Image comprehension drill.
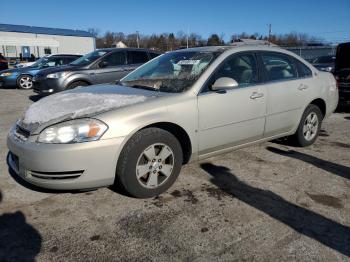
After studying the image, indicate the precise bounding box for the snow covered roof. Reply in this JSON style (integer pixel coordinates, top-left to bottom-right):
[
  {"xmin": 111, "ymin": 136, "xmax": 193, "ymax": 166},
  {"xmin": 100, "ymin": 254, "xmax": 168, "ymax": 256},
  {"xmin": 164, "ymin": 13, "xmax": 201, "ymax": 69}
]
[{"xmin": 0, "ymin": 24, "xmax": 93, "ymax": 38}]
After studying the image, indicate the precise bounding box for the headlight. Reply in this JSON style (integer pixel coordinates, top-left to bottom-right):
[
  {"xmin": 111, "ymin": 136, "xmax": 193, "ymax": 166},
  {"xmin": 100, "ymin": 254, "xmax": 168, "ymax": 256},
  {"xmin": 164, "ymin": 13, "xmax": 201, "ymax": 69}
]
[
  {"xmin": 0, "ymin": 72, "xmax": 12, "ymax": 77},
  {"xmin": 46, "ymin": 72, "xmax": 70, "ymax": 79},
  {"xmin": 37, "ymin": 119, "xmax": 108, "ymax": 144}
]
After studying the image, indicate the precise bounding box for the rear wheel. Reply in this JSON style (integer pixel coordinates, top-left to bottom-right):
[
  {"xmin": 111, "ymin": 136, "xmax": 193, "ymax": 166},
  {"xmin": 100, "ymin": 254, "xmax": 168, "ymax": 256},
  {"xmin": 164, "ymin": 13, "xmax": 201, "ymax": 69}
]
[
  {"xmin": 17, "ymin": 75, "xmax": 33, "ymax": 89},
  {"xmin": 67, "ymin": 81, "xmax": 89, "ymax": 89},
  {"xmin": 292, "ymin": 104, "xmax": 322, "ymax": 147},
  {"xmin": 116, "ymin": 128, "xmax": 183, "ymax": 198}
]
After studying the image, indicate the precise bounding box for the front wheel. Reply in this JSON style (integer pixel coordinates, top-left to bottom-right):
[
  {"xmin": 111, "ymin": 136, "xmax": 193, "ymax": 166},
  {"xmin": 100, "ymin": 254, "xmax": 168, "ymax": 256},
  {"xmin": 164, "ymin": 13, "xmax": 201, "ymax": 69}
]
[
  {"xmin": 116, "ymin": 128, "xmax": 183, "ymax": 198},
  {"xmin": 292, "ymin": 104, "xmax": 322, "ymax": 147},
  {"xmin": 17, "ymin": 75, "xmax": 33, "ymax": 89}
]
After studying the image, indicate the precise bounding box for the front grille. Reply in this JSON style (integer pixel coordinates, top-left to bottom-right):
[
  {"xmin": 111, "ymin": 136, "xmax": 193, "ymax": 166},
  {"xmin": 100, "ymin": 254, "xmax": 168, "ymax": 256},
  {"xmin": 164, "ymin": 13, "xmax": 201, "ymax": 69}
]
[{"xmin": 28, "ymin": 170, "xmax": 84, "ymax": 180}]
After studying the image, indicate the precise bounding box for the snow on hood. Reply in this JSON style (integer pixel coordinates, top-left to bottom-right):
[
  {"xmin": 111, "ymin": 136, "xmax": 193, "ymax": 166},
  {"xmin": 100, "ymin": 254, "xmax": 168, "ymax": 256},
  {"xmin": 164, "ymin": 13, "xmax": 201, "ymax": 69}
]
[{"xmin": 22, "ymin": 85, "xmax": 157, "ymax": 126}]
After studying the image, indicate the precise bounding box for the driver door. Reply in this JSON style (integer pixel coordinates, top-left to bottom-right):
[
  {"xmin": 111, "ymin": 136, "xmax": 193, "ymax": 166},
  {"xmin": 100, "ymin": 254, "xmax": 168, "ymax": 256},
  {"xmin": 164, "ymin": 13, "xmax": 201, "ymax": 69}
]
[
  {"xmin": 197, "ymin": 52, "xmax": 267, "ymax": 155},
  {"xmin": 93, "ymin": 51, "xmax": 128, "ymax": 84}
]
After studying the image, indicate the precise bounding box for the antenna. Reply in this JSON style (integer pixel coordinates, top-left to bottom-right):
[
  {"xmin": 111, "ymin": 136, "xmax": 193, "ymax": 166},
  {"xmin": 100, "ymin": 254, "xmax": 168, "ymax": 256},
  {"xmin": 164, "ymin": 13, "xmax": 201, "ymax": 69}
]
[{"xmin": 186, "ymin": 27, "xmax": 189, "ymax": 49}]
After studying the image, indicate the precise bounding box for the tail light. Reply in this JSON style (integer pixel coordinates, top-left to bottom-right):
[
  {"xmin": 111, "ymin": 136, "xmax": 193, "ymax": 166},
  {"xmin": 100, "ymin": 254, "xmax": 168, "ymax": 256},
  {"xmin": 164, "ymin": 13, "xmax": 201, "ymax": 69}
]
[{"xmin": 335, "ymin": 75, "xmax": 339, "ymax": 89}]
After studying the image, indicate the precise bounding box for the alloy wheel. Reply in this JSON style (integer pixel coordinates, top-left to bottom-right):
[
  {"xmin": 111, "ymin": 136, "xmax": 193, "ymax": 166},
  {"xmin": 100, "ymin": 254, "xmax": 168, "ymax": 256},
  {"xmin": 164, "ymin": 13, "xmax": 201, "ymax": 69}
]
[
  {"xmin": 136, "ymin": 143, "xmax": 174, "ymax": 189},
  {"xmin": 303, "ymin": 112, "xmax": 318, "ymax": 141}
]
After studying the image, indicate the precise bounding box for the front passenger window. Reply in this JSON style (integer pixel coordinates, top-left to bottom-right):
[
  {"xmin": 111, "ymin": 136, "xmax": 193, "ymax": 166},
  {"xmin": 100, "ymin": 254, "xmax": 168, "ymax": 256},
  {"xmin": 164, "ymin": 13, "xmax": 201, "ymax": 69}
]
[
  {"xmin": 261, "ymin": 53, "xmax": 297, "ymax": 81},
  {"xmin": 212, "ymin": 53, "xmax": 259, "ymax": 87}
]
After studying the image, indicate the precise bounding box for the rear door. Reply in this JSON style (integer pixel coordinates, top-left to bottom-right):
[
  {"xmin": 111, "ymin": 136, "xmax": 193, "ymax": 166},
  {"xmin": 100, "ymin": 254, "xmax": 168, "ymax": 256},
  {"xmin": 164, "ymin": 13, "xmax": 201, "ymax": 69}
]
[
  {"xmin": 93, "ymin": 51, "xmax": 127, "ymax": 84},
  {"xmin": 259, "ymin": 52, "xmax": 311, "ymax": 137}
]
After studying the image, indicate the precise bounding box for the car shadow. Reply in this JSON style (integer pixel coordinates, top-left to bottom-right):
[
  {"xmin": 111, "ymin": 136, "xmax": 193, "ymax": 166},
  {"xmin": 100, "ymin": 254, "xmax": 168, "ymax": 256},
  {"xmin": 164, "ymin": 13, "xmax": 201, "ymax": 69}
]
[
  {"xmin": 0, "ymin": 190, "xmax": 42, "ymax": 261},
  {"xmin": 266, "ymin": 146, "xmax": 350, "ymax": 180},
  {"xmin": 200, "ymin": 163, "xmax": 350, "ymax": 257},
  {"xmin": 29, "ymin": 94, "xmax": 42, "ymax": 102}
]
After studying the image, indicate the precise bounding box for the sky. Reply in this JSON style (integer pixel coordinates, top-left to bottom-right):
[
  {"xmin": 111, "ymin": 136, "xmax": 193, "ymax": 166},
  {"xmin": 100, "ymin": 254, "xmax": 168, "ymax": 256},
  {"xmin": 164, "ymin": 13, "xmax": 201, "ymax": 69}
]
[{"xmin": 1, "ymin": 0, "xmax": 350, "ymax": 43}]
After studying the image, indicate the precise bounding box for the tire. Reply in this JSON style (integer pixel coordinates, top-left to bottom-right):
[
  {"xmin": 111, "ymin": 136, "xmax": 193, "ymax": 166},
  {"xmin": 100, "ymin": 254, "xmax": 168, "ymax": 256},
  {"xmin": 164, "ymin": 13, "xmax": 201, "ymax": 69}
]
[
  {"xmin": 17, "ymin": 75, "xmax": 33, "ymax": 89},
  {"xmin": 116, "ymin": 127, "xmax": 183, "ymax": 198},
  {"xmin": 292, "ymin": 104, "xmax": 323, "ymax": 147},
  {"xmin": 67, "ymin": 81, "xmax": 89, "ymax": 89}
]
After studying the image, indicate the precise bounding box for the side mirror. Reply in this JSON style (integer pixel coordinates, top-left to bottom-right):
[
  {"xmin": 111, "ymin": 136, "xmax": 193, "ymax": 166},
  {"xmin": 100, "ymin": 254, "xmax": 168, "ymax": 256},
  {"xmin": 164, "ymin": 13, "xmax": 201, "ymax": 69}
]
[
  {"xmin": 99, "ymin": 61, "xmax": 108, "ymax": 68},
  {"xmin": 211, "ymin": 77, "xmax": 238, "ymax": 91}
]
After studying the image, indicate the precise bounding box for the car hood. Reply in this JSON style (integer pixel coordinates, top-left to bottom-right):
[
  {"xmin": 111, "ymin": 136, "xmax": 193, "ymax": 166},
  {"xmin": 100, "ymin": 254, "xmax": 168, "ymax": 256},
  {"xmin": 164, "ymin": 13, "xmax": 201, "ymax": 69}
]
[
  {"xmin": 37, "ymin": 65, "xmax": 82, "ymax": 76},
  {"xmin": 0, "ymin": 67, "xmax": 40, "ymax": 75},
  {"xmin": 20, "ymin": 84, "xmax": 164, "ymax": 133}
]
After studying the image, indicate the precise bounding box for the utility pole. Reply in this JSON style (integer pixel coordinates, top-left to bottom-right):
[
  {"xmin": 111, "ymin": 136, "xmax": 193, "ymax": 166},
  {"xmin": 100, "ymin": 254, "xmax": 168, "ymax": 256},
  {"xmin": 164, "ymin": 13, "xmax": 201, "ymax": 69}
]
[
  {"xmin": 136, "ymin": 31, "xmax": 140, "ymax": 48},
  {"xmin": 186, "ymin": 27, "xmax": 189, "ymax": 49},
  {"xmin": 268, "ymin": 24, "xmax": 272, "ymax": 44}
]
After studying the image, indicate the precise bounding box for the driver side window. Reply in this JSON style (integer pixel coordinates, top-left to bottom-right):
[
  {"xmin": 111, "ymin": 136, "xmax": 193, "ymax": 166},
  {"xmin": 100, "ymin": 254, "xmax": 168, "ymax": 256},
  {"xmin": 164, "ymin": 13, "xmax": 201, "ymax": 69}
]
[{"xmin": 203, "ymin": 52, "xmax": 259, "ymax": 92}]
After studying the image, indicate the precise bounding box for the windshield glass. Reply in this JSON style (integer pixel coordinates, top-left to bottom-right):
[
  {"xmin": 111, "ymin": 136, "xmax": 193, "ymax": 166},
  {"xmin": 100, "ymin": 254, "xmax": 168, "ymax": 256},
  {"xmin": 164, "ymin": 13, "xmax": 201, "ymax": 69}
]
[
  {"xmin": 120, "ymin": 51, "xmax": 218, "ymax": 93},
  {"xmin": 313, "ymin": 56, "xmax": 335, "ymax": 64},
  {"xmin": 70, "ymin": 50, "xmax": 107, "ymax": 66},
  {"xmin": 30, "ymin": 57, "xmax": 48, "ymax": 68}
]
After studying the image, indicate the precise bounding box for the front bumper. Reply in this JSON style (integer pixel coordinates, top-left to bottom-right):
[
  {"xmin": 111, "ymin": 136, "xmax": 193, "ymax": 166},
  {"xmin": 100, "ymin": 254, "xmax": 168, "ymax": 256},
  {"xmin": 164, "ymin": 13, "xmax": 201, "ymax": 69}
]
[
  {"xmin": 33, "ymin": 76, "xmax": 65, "ymax": 94},
  {"xmin": 7, "ymin": 132, "xmax": 125, "ymax": 190},
  {"xmin": 338, "ymin": 83, "xmax": 350, "ymax": 106},
  {"xmin": 0, "ymin": 76, "xmax": 17, "ymax": 88}
]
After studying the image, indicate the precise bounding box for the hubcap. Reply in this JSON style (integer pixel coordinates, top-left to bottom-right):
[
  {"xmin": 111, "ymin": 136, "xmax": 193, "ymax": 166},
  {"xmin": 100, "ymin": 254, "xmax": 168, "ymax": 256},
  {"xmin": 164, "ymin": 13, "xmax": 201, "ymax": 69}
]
[
  {"xmin": 303, "ymin": 112, "xmax": 318, "ymax": 141},
  {"xmin": 19, "ymin": 76, "xmax": 33, "ymax": 89},
  {"xmin": 136, "ymin": 143, "xmax": 174, "ymax": 189}
]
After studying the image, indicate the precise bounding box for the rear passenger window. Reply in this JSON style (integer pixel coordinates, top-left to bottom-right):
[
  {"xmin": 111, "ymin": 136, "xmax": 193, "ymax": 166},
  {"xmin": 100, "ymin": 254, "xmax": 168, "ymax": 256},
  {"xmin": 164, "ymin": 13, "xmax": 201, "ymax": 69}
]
[
  {"xmin": 127, "ymin": 51, "xmax": 149, "ymax": 64},
  {"xmin": 261, "ymin": 52, "xmax": 297, "ymax": 81},
  {"xmin": 294, "ymin": 59, "xmax": 312, "ymax": 78},
  {"xmin": 102, "ymin": 51, "xmax": 126, "ymax": 66}
]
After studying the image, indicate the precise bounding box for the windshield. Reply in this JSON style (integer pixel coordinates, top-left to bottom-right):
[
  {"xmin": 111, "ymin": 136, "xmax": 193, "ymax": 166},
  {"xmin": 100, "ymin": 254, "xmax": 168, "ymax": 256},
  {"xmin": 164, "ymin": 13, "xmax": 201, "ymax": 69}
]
[
  {"xmin": 121, "ymin": 51, "xmax": 218, "ymax": 93},
  {"xmin": 30, "ymin": 57, "xmax": 48, "ymax": 68},
  {"xmin": 313, "ymin": 56, "xmax": 335, "ymax": 64},
  {"xmin": 70, "ymin": 50, "xmax": 107, "ymax": 66}
]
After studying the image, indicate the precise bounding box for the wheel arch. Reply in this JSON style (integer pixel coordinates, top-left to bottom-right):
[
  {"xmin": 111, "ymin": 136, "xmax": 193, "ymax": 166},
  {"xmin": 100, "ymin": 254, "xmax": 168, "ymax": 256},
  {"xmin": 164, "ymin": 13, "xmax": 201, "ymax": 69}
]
[
  {"xmin": 131, "ymin": 122, "xmax": 193, "ymax": 165},
  {"xmin": 309, "ymin": 98, "xmax": 326, "ymax": 119}
]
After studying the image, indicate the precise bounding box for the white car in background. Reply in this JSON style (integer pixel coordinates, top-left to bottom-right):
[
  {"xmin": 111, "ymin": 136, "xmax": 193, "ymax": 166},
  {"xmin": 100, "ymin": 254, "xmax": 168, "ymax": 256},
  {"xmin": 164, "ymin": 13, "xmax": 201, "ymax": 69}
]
[{"xmin": 7, "ymin": 43, "xmax": 338, "ymax": 198}]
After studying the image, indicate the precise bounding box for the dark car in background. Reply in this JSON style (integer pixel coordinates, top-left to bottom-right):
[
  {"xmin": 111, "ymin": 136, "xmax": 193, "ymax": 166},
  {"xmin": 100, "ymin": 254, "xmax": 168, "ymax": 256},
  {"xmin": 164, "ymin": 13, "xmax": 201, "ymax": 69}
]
[
  {"xmin": 312, "ymin": 55, "xmax": 336, "ymax": 73},
  {"xmin": 334, "ymin": 42, "xmax": 350, "ymax": 106},
  {"xmin": 0, "ymin": 53, "xmax": 8, "ymax": 71},
  {"xmin": 33, "ymin": 48, "xmax": 161, "ymax": 95},
  {"xmin": 0, "ymin": 54, "xmax": 82, "ymax": 89}
]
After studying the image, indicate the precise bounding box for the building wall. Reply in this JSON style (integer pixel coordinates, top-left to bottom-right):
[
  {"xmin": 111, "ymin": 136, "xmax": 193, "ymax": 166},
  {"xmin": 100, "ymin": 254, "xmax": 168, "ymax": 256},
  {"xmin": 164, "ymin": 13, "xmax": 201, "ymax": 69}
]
[{"xmin": 0, "ymin": 31, "xmax": 95, "ymax": 58}]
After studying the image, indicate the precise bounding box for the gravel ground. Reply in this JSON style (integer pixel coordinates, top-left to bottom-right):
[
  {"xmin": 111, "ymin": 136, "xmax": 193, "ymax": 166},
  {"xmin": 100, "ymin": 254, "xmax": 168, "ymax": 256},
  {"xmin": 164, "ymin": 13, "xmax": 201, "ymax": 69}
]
[{"xmin": 0, "ymin": 89, "xmax": 349, "ymax": 262}]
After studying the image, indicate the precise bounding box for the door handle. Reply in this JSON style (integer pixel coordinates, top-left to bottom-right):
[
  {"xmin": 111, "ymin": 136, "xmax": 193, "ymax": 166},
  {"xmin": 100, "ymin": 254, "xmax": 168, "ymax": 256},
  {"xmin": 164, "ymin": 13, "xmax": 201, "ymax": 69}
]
[
  {"xmin": 298, "ymin": 84, "xmax": 308, "ymax": 90},
  {"xmin": 250, "ymin": 92, "xmax": 264, "ymax": 99}
]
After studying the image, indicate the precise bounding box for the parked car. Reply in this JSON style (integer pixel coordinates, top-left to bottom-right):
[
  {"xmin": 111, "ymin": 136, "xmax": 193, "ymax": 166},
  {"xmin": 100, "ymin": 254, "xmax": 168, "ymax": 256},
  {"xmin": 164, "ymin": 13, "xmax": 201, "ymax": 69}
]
[
  {"xmin": 0, "ymin": 54, "xmax": 82, "ymax": 89},
  {"xmin": 334, "ymin": 42, "xmax": 350, "ymax": 106},
  {"xmin": 32, "ymin": 48, "xmax": 161, "ymax": 95},
  {"xmin": 0, "ymin": 53, "xmax": 8, "ymax": 71},
  {"xmin": 312, "ymin": 55, "xmax": 336, "ymax": 73},
  {"xmin": 7, "ymin": 45, "xmax": 338, "ymax": 198}
]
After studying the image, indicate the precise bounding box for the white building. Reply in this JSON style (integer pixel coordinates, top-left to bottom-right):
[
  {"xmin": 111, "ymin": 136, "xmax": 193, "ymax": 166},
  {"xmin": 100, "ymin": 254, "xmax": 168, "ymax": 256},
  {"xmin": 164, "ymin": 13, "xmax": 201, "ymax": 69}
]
[{"xmin": 0, "ymin": 24, "xmax": 95, "ymax": 58}]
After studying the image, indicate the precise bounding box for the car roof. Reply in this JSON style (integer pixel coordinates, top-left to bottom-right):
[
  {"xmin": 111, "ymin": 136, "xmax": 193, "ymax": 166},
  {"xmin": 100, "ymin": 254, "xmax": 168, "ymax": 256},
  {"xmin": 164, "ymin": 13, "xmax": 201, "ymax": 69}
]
[{"xmin": 96, "ymin": 48, "xmax": 158, "ymax": 53}]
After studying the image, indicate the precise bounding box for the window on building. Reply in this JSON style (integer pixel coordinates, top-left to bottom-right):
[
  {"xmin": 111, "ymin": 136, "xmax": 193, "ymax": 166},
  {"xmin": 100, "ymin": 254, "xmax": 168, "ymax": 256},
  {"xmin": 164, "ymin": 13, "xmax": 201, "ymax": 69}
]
[{"xmin": 44, "ymin": 48, "xmax": 52, "ymax": 55}]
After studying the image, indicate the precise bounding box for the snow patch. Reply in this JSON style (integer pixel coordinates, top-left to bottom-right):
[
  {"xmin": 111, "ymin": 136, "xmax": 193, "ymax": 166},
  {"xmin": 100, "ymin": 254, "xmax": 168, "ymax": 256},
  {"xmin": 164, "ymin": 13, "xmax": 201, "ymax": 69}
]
[{"xmin": 23, "ymin": 92, "xmax": 149, "ymax": 125}]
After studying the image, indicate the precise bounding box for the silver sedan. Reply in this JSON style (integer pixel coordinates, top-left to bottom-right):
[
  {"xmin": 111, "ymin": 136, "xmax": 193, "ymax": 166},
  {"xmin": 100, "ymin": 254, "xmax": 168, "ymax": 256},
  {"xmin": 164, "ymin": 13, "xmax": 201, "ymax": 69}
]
[{"xmin": 7, "ymin": 45, "xmax": 338, "ymax": 198}]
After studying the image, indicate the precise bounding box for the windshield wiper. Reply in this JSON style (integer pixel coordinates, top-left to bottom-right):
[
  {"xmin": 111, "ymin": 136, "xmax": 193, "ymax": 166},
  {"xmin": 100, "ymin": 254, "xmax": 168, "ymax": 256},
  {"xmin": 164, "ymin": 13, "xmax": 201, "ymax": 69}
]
[{"xmin": 128, "ymin": 84, "xmax": 159, "ymax": 91}]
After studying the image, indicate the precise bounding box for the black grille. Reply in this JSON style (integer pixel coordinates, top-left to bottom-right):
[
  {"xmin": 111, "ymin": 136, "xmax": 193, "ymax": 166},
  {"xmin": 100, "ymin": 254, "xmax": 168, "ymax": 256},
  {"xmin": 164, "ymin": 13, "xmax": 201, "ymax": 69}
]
[
  {"xmin": 29, "ymin": 170, "xmax": 84, "ymax": 180},
  {"xmin": 16, "ymin": 125, "xmax": 30, "ymax": 138}
]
